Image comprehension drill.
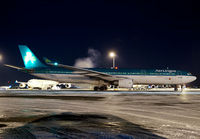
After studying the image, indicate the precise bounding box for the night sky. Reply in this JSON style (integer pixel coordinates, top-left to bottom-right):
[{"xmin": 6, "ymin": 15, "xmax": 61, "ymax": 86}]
[{"xmin": 0, "ymin": 0, "xmax": 198, "ymax": 86}]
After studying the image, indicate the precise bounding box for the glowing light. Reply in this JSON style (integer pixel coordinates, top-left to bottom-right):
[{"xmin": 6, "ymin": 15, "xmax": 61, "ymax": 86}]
[
  {"xmin": 109, "ymin": 52, "xmax": 115, "ymax": 58},
  {"xmin": 54, "ymin": 62, "xmax": 58, "ymax": 66},
  {"xmin": 109, "ymin": 52, "xmax": 116, "ymax": 68},
  {"xmin": 24, "ymin": 52, "xmax": 36, "ymax": 64}
]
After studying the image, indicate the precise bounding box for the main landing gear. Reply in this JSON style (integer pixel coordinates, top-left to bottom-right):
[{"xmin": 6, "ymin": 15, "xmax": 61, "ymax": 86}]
[
  {"xmin": 94, "ymin": 86, "xmax": 107, "ymax": 91},
  {"xmin": 174, "ymin": 85, "xmax": 185, "ymax": 92}
]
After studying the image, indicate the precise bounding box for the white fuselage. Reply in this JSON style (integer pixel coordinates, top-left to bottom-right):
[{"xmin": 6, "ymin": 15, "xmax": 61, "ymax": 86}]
[
  {"xmin": 27, "ymin": 79, "xmax": 59, "ymax": 89},
  {"xmin": 32, "ymin": 73, "xmax": 197, "ymax": 85}
]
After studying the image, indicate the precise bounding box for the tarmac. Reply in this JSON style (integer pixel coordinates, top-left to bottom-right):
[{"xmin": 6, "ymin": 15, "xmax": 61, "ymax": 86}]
[{"xmin": 0, "ymin": 90, "xmax": 200, "ymax": 139}]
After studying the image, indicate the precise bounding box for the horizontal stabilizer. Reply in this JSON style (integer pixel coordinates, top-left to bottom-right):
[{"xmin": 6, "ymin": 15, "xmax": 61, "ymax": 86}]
[{"xmin": 4, "ymin": 64, "xmax": 31, "ymax": 71}]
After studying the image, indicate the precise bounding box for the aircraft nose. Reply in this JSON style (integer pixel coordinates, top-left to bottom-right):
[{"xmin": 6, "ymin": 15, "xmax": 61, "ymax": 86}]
[{"xmin": 191, "ymin": 76, "xmax": 197, "ymax": 82}]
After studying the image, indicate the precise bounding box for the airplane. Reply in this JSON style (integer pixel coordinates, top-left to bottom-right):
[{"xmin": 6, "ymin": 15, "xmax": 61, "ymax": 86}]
[
  {"xmin": 16, "ymin": 79, "xmax": 72, "ymax": 90},
  {"xmin": 16, "ymin": 79, "xmax": 59, "ymax": 90},
  {"xmin": 4, "ymin": 45, "xmax": 197, "ymax": 91}
]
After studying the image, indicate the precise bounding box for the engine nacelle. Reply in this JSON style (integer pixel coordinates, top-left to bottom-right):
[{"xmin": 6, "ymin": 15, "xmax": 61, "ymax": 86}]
[
  {"xmin": 118, "ymin": 79, "xmax": 133, "ymax": 88},
  {"xmin": 65, "ymin": 83, "xmax": 72, "ymax": 88},
  {"xmin": 19, "ymin": 83, "xmax": 27, "ymax": 88}
]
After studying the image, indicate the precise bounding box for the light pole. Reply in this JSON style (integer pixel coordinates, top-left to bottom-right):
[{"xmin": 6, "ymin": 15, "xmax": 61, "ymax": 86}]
[{"xmin": 109, "ymin": 52, "xmax": 116, "ymax": 69}]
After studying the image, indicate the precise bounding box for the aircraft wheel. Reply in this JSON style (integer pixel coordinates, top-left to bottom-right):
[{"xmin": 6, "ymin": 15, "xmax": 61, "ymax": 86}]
[
  {"xmin": 174, "ymin": 85, "xmax": 178, "ymax": 91},
  {"xmin": 94, "ymin": 86, "xmax": 99, "ymax": 91},
  {"xmin": 99, "ymin": 86, "xmax": 107, "ymax": 91}
]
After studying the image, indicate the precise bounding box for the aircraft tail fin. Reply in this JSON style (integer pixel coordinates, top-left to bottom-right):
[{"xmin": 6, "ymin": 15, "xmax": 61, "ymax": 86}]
[{"xmin": 18, "ymin": 45, "xmax": 46, "ymax": 69}]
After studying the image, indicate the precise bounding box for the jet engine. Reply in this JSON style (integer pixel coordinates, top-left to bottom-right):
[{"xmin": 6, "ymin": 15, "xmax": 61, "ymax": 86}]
[
  {"xmin": 65, "ymin": 83, "xmax": 72, "ymax": 88},
  {"xmin": 19, "ymin": 83, "xmax": 27, "ymax": 88}
]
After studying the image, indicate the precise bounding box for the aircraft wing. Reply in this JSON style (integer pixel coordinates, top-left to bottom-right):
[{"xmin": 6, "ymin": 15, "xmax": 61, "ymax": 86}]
[{"xmin": 48, "ymin": 63, "xmax": 126, "ymax": 81}]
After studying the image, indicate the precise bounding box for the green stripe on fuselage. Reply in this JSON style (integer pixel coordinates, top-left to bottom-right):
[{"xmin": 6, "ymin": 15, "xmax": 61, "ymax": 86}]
[{"xmin": 25, "ymin": 67, "xmax": 192, "ymax": 76}]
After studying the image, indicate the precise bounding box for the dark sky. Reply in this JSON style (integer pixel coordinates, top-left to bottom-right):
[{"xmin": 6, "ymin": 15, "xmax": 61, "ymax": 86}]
[{"xmin": 0, "ymin": 0, "xmax": 198, "ymax": 86}]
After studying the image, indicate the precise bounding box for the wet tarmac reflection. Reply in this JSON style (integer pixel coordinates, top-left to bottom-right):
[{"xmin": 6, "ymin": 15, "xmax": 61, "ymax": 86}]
[{"xmin": 1, "ymin": 112, "xmax": 164, "ymax": 139}]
